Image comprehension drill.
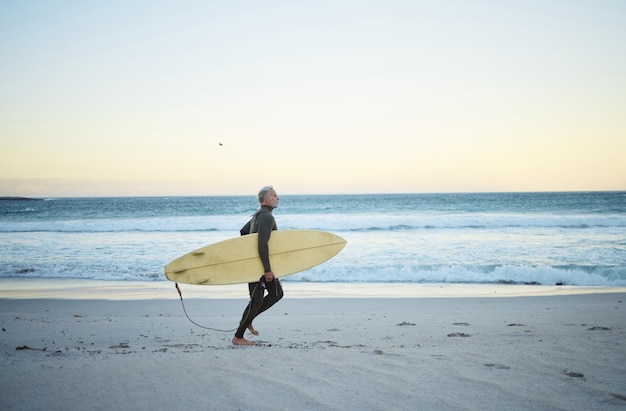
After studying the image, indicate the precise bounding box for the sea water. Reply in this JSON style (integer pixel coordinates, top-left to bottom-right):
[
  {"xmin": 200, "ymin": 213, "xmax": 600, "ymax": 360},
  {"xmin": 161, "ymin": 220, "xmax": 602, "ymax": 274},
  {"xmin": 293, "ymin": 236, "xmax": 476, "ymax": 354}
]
[{"xmin": 1, "ymin": 192, "xmax": 625, "ymax": 286}]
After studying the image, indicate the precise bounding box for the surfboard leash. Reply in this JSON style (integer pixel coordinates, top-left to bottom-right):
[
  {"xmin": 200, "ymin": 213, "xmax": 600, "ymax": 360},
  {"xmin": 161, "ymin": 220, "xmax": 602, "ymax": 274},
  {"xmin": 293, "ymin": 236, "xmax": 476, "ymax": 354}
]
[{"xmin": 175, "ymin": 283, "xmax": 237, "ymax": 332}]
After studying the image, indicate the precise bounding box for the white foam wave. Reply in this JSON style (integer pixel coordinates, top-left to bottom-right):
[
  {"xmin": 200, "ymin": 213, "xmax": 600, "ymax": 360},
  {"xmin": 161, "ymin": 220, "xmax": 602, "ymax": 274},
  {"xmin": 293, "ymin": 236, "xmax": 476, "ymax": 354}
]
[
  {"xmin": 290, "ymin": 264, "xmax": 626, "ymax": 286},
  {"xmin": 6, "ymin": 263, "xmax": 625, "ymax": 286}
]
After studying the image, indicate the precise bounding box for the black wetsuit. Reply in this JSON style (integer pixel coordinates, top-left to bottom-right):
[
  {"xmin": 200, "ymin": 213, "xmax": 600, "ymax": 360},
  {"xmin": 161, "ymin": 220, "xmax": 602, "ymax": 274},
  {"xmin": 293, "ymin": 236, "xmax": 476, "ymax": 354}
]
[{"xmin": 235, "ymin": 205, "xmax": 284, "ymax": 339}]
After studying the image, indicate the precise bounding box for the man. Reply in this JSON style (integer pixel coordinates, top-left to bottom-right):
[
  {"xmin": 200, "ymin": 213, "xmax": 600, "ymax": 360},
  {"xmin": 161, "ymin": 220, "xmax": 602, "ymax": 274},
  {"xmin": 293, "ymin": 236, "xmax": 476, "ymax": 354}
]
[{"xmin": 232, "ymin": 186, "xmax": 284, "ymax": 346}]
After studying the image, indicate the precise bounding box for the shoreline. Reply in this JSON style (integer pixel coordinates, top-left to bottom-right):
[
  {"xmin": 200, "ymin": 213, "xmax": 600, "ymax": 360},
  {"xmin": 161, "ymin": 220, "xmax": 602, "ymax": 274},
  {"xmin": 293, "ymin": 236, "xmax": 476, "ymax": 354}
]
[{"xmin": 1, "ymin": 277, "xmax": 625, "ymax": 300}]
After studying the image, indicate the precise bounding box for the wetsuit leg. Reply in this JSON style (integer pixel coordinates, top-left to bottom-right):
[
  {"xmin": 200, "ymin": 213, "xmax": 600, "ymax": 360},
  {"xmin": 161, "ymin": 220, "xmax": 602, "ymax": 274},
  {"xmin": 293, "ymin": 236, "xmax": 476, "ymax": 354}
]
[
  {"xmin": 256, "ymin": 278, "xmax": 283, "ymax": 316},
  {"xmin": 234, "ymin": 279, "xmax": 283, "ymax": 339},
  {"xmin": 235, "ymin": 282, "xmax": 265, "ymax": 339}
]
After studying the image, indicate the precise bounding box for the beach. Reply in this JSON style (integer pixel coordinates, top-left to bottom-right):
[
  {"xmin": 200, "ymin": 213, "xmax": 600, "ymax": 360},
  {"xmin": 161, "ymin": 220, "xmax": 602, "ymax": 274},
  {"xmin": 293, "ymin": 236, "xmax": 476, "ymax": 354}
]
[{"xmin": 1, "ymin": 280, "xmax": 625, "ymax": 410}]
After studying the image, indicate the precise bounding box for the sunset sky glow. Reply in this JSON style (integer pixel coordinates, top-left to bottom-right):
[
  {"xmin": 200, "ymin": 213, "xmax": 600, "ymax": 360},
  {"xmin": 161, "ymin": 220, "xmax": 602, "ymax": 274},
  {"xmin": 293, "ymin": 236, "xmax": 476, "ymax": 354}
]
[{"xmin": 1, "ymin": 0, "xmax": 625, "ymax": 197}]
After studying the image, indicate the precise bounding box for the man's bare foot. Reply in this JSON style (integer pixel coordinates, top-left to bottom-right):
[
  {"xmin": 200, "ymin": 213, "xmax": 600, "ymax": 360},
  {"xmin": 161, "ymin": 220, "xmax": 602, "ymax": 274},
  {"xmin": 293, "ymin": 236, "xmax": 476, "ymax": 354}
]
[
  {"xmin": 232, "ymin": 337, "xmax": 254, "ymax": 346},
  {"xmin": 247, "ymin": 324, "xmax": 259, "ymax": 336}
]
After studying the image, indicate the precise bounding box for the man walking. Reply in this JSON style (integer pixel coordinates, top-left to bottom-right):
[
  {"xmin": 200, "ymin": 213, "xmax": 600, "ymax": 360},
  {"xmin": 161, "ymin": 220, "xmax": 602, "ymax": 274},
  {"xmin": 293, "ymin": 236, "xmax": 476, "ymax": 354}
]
[{"xmin": 232, "ymin": 186, "xmax": 283, "ymax": 346}]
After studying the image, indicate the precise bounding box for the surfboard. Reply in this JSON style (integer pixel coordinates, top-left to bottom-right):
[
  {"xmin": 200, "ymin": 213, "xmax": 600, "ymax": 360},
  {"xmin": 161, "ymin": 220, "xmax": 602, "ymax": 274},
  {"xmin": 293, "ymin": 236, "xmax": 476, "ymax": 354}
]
[{"xmin": 164, "ymin": 230, "xmax": 346, "ymax": 285}]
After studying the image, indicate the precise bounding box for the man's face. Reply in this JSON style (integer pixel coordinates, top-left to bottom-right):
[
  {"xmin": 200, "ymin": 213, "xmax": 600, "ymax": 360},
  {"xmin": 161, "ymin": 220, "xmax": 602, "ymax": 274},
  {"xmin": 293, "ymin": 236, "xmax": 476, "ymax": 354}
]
[{"xmin": 265, "ymin": 189, "xmax": 279, "ymax": 208}]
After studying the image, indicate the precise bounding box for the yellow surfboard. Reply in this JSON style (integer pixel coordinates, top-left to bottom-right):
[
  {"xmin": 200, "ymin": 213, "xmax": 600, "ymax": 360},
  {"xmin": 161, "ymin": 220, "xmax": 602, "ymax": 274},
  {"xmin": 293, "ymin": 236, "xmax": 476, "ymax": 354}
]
[{"xmin": 164, "ymin": 230, "xmax": 346, "ymax": 285}]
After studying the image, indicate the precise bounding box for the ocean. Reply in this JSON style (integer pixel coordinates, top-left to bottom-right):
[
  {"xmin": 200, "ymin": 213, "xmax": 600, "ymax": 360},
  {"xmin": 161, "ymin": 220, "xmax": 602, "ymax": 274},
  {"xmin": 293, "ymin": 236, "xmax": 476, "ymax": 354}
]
[{"xmin": 1, "ymin": 192, "xmax": 625, "ymax": 287}]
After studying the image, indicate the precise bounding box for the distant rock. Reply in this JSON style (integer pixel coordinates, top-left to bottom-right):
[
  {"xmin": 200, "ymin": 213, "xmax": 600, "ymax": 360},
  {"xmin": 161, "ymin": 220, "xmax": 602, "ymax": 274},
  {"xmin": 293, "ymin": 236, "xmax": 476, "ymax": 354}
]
[{"xmin": 0, "ymin": 197, "xmax": 42, "ymax": 201}]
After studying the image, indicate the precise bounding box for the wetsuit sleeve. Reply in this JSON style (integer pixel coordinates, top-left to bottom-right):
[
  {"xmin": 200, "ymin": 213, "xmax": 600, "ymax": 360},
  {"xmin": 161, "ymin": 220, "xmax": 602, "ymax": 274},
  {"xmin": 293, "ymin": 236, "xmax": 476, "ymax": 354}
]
[{"xmin": 256, "ymin": 212, "xmax": 275, "ymax": 273}]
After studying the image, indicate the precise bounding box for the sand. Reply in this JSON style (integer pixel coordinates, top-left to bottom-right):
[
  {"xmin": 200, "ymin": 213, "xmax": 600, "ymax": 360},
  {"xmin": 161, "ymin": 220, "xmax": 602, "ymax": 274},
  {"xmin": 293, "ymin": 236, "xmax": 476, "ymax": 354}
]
[{"xmin": 1, "ymin": 279, "xmax": 625, "ymax": 410}]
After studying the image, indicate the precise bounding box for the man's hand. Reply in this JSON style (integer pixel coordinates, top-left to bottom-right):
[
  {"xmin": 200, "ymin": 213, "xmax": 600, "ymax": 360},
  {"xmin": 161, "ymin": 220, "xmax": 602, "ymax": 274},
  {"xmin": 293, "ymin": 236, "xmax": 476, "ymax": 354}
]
[{"xmin": 263, "ymin": 271, "xmax": 275, "ymax": 282}]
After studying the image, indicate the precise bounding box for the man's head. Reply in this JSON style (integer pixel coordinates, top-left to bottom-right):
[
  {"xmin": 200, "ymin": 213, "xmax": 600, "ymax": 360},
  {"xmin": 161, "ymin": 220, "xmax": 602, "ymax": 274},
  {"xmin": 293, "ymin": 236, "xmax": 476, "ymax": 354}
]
[{"xmin": 258, "ymin": 185, "xmax": 279, "ymax": 209}]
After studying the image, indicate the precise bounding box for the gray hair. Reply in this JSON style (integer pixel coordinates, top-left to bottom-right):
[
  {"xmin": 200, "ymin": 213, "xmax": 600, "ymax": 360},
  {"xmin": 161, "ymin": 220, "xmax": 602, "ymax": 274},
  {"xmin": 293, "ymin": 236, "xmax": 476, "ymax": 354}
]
[{"xmin": 257, "ymin": 185, "xmax": 274, "ymax": 203}]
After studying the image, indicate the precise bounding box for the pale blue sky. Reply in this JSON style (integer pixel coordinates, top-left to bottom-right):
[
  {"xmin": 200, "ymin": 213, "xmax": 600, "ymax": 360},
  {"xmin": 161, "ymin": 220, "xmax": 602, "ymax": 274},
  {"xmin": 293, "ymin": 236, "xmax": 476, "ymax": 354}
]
[{"xmin": 1, "ymin": 0, "xmax": 624, "ymax": 196}]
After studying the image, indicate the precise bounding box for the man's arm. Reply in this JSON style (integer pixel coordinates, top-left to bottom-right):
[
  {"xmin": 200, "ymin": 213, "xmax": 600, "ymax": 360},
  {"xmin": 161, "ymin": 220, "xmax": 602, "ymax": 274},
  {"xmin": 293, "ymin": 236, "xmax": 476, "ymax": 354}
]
[{"xmin": 256, "ymin": 212, "xmax": 274, "ymax": 274}]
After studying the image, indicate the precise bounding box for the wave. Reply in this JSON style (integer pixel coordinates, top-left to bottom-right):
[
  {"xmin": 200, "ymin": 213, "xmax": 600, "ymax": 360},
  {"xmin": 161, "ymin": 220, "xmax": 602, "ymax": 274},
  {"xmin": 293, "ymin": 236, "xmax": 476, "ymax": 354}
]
[
  {"xmin": 291, "ymin": 264, "xmax": 626, "ymax": 287},
  {"xmin": 1, "ymin": 213, "xmax": 624, "ymax": 233},
  {"xmin": 4, "ymin": 262, "xmax": 625, "ymax": 287}
]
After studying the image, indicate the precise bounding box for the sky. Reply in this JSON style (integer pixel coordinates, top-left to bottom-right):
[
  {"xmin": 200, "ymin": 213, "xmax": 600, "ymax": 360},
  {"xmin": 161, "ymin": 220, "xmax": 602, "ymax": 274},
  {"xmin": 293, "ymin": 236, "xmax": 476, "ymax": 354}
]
[{"xmin": 1, "ymin": 0, "xmax": 625, "ymax": 197}]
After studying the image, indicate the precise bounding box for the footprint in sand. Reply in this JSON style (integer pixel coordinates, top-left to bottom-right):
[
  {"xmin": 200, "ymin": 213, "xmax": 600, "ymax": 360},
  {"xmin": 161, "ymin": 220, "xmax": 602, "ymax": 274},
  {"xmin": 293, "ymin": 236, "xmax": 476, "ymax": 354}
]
[
  {"xmin": 562, "ymin": 370, "xmax": 584, "ymax": 378},
  {"xmin": 484, "ymin": 363, "xmax": 510, "ymax": 370}
]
